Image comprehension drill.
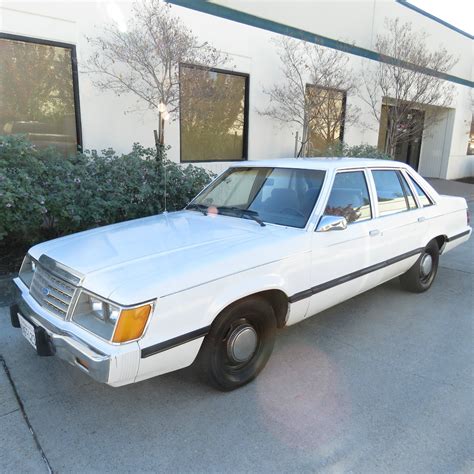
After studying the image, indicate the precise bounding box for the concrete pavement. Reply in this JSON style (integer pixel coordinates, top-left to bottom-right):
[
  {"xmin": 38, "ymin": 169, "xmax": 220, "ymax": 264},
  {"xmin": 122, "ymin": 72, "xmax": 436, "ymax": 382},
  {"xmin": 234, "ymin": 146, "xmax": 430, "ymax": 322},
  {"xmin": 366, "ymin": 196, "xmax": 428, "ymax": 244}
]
[
  {"xmin": 1, "ymin": 201, "xmax": 472, "ymax": 473},
  {"xmin": 0, "ymin": 359, "xmax": 49, "ymax": 473},
  {"xmin": 427, "ymin": 177, "xmax": 474, "ymax": 202}
]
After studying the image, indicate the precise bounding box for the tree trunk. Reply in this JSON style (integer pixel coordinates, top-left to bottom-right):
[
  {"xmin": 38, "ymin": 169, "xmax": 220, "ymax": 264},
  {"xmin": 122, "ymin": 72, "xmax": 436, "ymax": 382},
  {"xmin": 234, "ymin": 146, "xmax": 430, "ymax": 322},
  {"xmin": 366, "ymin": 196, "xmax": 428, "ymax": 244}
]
[{"xmin": 154, "ymin": 111, "xmax": 166, "ymax": 161}]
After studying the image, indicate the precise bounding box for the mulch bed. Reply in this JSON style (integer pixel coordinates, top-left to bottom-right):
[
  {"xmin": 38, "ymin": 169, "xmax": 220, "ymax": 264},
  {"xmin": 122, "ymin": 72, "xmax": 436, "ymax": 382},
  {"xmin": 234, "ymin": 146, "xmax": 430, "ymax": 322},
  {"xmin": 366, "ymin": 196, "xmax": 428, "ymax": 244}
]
[
  {"xmin": 0, "ymin": 243, "xmax": 25, "ymax": 306},
  {"xmin": 0, "ymin": 243, "xmax": 27, "ymax": 277}
]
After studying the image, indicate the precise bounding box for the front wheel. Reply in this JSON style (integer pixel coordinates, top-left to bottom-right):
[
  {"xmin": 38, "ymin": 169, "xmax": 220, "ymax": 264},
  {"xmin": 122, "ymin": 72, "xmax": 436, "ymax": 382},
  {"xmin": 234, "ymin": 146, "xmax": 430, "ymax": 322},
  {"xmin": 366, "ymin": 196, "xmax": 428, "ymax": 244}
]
[
  {"xmin": 399, "ymin": 240, "xmax": 439, "ymax": 293},
  {"xmin": 198, "ymin": 296, "xmax": 276, "ymax": 391}
]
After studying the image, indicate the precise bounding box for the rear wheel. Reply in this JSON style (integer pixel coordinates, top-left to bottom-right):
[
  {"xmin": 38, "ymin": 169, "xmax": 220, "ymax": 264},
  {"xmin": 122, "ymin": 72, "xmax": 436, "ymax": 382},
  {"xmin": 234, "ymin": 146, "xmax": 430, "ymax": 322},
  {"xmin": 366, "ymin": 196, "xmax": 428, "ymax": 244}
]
[
  {"xmin": 198, "ymin": 297, "xmax": 276, "ymax": 391},
  {"xmin": 399, "ymin": 240, "xmax": 439, "ymax": 293}
]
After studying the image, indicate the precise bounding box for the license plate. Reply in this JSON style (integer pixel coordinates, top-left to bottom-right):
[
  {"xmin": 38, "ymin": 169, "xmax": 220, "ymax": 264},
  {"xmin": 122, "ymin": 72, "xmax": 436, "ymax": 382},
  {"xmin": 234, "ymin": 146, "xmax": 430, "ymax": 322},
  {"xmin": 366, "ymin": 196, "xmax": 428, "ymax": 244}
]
[{"xmin": 18, "ymin": 314, "xmax": 37, "ymax": 350}]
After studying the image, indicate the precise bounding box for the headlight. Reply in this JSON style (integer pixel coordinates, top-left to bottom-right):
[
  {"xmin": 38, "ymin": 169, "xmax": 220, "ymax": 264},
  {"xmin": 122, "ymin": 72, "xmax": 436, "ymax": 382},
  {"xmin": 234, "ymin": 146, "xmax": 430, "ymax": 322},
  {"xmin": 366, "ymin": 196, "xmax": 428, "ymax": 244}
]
[
  {"xmin": 19, "ymin": 254, "xmax": 36, "ymax": 288},
  {"xmin": 72, "ymin": 291, "xmax": 152, "ymax": 343}
]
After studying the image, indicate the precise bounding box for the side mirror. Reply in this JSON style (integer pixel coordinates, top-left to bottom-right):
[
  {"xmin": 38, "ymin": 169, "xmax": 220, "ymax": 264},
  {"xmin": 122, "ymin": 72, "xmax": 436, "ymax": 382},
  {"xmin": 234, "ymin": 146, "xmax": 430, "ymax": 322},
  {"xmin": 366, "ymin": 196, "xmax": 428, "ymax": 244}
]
[{"xmin": 316, "ymin": 215, "xmax": 348, "ymax": 232}]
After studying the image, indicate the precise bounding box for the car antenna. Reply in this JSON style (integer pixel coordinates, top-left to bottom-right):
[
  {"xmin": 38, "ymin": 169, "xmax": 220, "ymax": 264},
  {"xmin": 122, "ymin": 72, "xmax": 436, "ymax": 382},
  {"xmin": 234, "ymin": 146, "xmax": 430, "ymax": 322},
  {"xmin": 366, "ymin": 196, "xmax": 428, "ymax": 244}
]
[
  {"xmin": 164, "ymin": 157, "xmax": 167, "ymax": 213},
  {"xmin": 156, "ymin": 102, "xmax": 170, "ymax": 214}
]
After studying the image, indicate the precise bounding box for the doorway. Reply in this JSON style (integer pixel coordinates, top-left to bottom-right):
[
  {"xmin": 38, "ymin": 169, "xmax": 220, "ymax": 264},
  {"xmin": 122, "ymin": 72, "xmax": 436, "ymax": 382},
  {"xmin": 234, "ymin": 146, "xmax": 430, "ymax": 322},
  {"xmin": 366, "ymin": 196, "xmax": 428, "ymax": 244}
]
[{"xmin": 378, "ymin": 105, "xmax": 425, "ymax": 170}]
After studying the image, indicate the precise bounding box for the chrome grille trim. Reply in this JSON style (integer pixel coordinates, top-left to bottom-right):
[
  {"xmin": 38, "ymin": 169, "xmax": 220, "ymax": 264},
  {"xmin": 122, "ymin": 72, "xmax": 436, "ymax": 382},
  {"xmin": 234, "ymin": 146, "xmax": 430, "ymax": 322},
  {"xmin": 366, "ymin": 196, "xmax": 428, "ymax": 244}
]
[
  {"xmin": 30, "ymin": 263, "xmax": 78, "ymax": 318},
  {"xmin": 38, "ymin": 254, "xmax": 82, "ymax": 286}
]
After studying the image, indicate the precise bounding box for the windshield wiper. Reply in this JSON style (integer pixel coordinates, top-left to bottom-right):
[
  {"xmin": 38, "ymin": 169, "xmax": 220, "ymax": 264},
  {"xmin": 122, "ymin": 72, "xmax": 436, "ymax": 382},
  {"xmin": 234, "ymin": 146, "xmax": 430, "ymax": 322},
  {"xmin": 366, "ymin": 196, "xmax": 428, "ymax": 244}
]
[
  {"xmin": 186, "ymin": 203, "xmax": 208, "ymax": 216},
  {"xmin": 217, "ymin": 206, "xmax": 266, "ymax": 227}
]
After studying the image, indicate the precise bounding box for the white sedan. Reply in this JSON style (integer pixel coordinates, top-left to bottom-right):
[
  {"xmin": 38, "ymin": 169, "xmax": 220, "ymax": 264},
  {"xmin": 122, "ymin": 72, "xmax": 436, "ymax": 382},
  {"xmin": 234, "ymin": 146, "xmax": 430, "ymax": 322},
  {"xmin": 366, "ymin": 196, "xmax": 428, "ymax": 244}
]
[{"xmin": 11, "ymin": 158, "xmax": 471, "ymax": 391}]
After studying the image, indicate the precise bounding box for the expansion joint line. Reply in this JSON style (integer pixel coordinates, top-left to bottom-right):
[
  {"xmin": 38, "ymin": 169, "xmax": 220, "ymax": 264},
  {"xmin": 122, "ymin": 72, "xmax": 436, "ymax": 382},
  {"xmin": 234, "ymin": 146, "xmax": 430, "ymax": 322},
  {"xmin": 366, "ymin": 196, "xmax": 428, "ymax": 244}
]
[{"xmin": 0, "ymin": 355, "xmax": 54, "ymax": 474}]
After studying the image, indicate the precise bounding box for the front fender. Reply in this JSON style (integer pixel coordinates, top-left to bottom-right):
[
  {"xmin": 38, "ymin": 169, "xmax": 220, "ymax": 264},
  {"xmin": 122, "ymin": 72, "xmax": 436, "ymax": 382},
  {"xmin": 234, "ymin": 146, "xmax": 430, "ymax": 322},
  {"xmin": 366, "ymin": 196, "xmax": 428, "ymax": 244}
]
[{"xmin": 135, "ymin": 253, "xmax": 309, "ymax": 381}]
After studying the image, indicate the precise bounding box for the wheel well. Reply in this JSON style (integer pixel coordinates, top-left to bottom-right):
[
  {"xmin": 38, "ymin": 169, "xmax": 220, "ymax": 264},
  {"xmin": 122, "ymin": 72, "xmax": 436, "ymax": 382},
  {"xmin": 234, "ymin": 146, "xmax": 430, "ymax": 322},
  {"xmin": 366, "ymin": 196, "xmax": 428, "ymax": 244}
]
[
  {"xmin": 433, "ymin": 235, "xmax": 447, "ymax": 253},
  {"xmin": 255, "ymin": 290, "xmax": 289, "ymax": 328},
  {"xmin": 225, "ymin": 290, "xmax": 289, "ymax": 329}
]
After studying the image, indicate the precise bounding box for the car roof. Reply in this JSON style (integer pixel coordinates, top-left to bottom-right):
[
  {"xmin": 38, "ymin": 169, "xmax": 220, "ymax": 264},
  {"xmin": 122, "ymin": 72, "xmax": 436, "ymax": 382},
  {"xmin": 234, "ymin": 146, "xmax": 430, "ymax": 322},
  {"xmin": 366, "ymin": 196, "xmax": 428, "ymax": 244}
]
[{"xmin": 228, "ymin": 157, "xmax": 411, "ymax": 172}]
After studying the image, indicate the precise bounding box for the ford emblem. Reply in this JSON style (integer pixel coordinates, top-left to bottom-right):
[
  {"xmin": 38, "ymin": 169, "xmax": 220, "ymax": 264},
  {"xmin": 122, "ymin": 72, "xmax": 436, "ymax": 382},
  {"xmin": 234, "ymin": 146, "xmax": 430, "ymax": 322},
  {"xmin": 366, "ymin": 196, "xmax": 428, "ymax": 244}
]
[{"xmin": 42, "ymin": 287, "xmax": 50, "ymax": 296}]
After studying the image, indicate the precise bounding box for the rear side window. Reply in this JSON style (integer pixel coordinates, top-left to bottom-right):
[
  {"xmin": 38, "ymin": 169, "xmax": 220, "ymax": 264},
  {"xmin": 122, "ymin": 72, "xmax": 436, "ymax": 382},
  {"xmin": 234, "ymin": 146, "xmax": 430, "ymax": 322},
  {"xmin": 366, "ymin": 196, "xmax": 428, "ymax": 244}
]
[
  {"xmin": 325, "ymin": 171, "xmax": 372, "ymax": 224},
  {"xmin": 399, "ymin": 174, "xmax": 417, "ymax": 209},
  {"xmin": 407, "ymin": 175, "xmax": 433, "ymax": 207},
  {"xmin": 372, "ymin": 170, "xmax": 413, "ymax": 216}
]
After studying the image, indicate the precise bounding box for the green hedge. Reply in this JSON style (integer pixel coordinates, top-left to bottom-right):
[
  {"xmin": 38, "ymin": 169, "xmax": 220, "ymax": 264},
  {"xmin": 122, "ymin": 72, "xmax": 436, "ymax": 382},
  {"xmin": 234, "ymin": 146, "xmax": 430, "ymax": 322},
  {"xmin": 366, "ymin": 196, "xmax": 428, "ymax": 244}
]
[
  {"xmin": 311, "ymin": 142, "xmax": 392, "ymax": 160},
  {"xmin": 0, "ymin": 135, "xmax": 214, "ymax": 248}
]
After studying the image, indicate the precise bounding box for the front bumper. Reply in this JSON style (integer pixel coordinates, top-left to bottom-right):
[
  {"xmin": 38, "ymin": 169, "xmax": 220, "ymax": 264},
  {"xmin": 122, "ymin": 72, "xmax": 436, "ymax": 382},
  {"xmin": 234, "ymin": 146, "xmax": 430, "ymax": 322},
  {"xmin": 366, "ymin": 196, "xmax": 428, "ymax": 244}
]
[{"xmin": 11, "ymin": 278, "xmax": 139, "ymax": 386}]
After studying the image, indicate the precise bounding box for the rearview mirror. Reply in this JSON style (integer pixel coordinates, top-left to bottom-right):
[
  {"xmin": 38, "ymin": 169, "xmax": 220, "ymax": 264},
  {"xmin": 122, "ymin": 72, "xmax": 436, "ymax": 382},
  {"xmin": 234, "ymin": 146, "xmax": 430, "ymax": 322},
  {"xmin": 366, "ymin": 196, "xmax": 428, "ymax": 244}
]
[{"xmin": 316, "ymin": 215, "xmax": 348, "ymax": 232}]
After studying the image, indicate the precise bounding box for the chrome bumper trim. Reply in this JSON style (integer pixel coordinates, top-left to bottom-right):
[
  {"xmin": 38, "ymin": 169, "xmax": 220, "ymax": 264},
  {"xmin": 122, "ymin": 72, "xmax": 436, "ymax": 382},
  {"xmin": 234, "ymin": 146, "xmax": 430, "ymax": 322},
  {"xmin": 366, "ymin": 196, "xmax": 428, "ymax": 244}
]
[{"xmin": 14, "ymin": 284, "xmax": 111, "ymax": 383}]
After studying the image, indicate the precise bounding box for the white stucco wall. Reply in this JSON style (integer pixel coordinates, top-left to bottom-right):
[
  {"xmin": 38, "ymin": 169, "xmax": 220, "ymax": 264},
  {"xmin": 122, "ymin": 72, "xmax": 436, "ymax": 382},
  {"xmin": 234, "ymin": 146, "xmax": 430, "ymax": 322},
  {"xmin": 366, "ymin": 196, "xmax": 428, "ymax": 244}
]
[{"xmin": 1, "ymin": 0, "xmax": 472, "ymax": 178}]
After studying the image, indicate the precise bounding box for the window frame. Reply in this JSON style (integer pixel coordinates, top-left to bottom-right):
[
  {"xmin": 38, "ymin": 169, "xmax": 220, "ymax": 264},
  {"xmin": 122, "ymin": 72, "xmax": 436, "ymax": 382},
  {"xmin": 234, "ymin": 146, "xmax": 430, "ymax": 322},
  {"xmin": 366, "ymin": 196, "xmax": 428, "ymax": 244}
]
[
  {"xmin": 401, "ymin": 169, "xmax": 435, "ymax": 208},
  {"xmin": 305, "ymin": 83, "xmax": 347, "ymax": 151},
  {"xmin": 397, "ymin": 171, "xmax": 417, "ymax": 210},
  {"xmin": 369, "ymin": 167, "xmax": 431, "ymax": 218},
  {"xmin": 466, "ymin": 115, "xmax": 474, "ymax": 155},
  {"xmin": 321, "ymin": 168, "xmax": 374, "ymax": 226},
  {"xmin": 179, "ymin": 63, "xmax": 250, "ymax": 163},
  {"xmin": 190, "ymin": 166, "xmax": 327, "ymax": 230},
  {"xmin": 0, "ymin": 32, "xmax": 83, "ymax": 151}
]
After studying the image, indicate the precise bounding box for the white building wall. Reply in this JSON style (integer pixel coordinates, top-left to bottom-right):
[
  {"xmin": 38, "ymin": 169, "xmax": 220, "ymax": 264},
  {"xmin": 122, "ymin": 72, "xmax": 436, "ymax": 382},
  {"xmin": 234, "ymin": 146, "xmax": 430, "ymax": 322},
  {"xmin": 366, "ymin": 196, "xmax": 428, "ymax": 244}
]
[
  {"xmin": 445, "ymin": 86, "xmax": 474, "ymax": 179},
  {"xmin": 1, "ymin": 0, "xmax": 472, "ymax": 178},
  {"xmin": 418, "ymin": 108, "xmax": 454, "ymax": 178}
]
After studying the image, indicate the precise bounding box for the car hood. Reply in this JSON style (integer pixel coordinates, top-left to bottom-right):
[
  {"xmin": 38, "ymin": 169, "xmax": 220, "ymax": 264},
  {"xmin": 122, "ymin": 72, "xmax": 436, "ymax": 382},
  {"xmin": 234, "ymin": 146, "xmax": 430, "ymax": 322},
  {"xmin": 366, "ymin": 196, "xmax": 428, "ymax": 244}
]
[{"xmin": 29, "ymin": 211, "xmax": 307, "ymax": 304}]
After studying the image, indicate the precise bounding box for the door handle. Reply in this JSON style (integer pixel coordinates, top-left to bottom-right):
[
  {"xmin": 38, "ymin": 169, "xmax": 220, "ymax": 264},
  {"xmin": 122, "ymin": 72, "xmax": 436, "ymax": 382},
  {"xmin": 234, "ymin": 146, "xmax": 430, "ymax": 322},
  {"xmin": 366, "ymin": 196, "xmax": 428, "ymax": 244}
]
[
  {"xmin": 369, "ymin": 229, "xmax": 380, "ymax": 237},
  {"xmin": 418, "ymin": 216, "xmax": 426, "ymax": 223}
]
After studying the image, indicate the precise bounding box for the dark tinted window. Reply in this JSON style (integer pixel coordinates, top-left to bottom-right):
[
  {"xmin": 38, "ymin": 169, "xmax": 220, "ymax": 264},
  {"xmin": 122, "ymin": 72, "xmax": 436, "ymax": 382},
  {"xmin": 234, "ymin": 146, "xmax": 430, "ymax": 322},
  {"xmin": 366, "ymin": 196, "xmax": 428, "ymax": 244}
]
[
  {"xmin": 0, "ymin": 37, "xmax": 78, "ymax": 155},
  {"xmin": 372, "ymin": 170, "xmax": 411, "ymax": 216},
  {"xmin": 467, "ymin": 115, "xmax": 473, "ymax": 155},
  {"xmin": 191, "ymin": 167, "xmax": 325, "ymax": 228},
  {"xmin": 325, "ymin": 171, "xmax": 371, "ymax": 223},
  {"xmin": 407, "ymin": 175, "xmax": 432, "ymax": 207},
  {"xmin": 180, "ymin": 65, "xmax": 248, "ymax": 162},
  {"xmin": 306, "ymin": 85, "xmax": 345, "ymax": 154}
]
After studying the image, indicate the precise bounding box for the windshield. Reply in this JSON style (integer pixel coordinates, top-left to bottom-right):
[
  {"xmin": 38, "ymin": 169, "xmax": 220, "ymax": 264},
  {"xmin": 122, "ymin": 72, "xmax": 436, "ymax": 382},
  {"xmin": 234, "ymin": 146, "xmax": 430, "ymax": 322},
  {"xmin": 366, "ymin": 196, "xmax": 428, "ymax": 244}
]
[{"xmin": 190, "ymin": 167, "xmax": 326, "ymax": 228}]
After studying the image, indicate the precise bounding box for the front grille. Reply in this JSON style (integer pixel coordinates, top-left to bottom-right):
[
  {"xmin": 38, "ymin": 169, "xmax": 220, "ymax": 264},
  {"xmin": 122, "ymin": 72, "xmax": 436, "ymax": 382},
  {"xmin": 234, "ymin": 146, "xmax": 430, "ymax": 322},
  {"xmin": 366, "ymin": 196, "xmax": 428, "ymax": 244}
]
[{"xmin": 30, "ymin": 264, "xmax": 77, "ymax": 318}]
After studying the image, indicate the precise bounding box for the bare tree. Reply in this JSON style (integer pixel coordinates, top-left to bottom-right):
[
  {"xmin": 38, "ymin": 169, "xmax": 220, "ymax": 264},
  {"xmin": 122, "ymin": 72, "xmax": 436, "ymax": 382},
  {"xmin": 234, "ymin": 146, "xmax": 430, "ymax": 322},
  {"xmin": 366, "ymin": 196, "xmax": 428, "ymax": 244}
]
[
  {"xmin": 85, "ymin": 0, "xmax": 226, "ymax": 150},
  {"xmin": 259, "ymin": 37, "xmax": 359, "ymax": 156},
  {"xmin": 360, "ymin": 18, "xmax": 458, "ymax": 157}
]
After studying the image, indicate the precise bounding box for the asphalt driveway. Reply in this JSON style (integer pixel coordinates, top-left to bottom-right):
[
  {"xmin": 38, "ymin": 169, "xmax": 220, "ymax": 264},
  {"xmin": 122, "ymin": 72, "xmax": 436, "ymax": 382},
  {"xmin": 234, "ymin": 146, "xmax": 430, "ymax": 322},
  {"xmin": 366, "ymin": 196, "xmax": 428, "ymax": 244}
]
[{"xmin": 1, "ymin": 205, "xmax": 472, "ymax": 473}]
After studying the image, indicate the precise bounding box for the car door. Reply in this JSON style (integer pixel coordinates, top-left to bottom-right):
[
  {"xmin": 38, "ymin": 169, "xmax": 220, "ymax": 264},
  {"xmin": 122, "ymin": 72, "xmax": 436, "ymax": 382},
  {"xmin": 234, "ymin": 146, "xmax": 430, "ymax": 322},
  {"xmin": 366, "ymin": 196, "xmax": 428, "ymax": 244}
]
[
  {"xmin": 403, "ymin": 169, "xmax": 436, "ymax": 240},
  {"xmin": 306, "ymin": 169, "xmax": 375, "ymax": 317},
  {"xmin": 366, "ymin": 168, "xmax": 425, "ymax": 283}
]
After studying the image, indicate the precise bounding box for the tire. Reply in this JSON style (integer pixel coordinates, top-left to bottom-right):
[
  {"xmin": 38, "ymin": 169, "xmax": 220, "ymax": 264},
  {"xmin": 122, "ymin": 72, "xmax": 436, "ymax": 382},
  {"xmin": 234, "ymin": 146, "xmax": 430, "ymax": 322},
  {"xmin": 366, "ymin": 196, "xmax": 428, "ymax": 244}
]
[
  {"xmin": 198, "ymin": 296, "xmax": 277, "ymax": 391},
  {"xmin": 399, "ymin": 240, "xmax": 439, "ymax": 293}
]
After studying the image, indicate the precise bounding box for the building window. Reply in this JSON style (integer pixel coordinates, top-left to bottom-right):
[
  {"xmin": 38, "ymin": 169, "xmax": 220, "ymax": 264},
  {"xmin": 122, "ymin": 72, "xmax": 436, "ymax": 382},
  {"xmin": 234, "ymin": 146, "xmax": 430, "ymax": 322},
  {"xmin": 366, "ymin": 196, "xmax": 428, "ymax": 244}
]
[
  {"xmin": 467, "ymin": 115, "xmax": 474, "ymax": 155},
  {"xmin": 180, "ymin": 64, "xmax": 248, "ymax": 162},
  {"xmin": 0, "ymin": 34, "xmax": 81, "ymax": 154},
  {"xmin": 306, "ymin": 85, "xmax": 345, "ymax": 155}
]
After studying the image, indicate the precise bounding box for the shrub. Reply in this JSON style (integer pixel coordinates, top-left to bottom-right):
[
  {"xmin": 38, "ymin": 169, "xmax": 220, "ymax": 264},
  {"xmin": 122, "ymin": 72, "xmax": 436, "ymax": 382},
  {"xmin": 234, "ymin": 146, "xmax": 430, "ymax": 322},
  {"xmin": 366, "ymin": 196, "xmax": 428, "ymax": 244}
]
[
  {"xmin": 310, "ymin": 142, "xmax": 392, "ymax": 160},
  {"xmin": 0, "ymin": 135, "xmax": 214, "ymax": 251}
]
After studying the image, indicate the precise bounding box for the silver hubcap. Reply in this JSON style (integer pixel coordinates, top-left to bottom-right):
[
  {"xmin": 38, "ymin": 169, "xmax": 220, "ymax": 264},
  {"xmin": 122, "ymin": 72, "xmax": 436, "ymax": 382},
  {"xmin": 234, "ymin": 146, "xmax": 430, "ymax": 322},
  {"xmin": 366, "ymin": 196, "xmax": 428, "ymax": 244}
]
[
  {"xmin": 227, "ymin": 324, "xmax": 258, "ymax": 363},
  {"xmin": 420, "ymin": 253, "xmax": 433, "ymax": 277}
]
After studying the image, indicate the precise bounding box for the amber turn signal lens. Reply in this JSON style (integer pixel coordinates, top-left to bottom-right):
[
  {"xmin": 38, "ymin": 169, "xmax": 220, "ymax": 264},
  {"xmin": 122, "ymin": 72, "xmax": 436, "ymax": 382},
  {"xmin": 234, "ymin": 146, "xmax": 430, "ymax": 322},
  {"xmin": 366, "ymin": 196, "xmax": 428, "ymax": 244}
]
[{"xmin": 112, "ymin": 305, "xmax": 151, "ymax": 343}]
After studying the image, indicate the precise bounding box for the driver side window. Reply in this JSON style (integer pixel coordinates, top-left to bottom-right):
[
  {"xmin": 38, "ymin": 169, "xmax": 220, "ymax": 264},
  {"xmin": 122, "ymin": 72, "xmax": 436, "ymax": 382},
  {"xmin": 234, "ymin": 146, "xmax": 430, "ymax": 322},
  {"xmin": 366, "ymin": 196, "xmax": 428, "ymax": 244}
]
[{"xmin": 325, "ymin": 171, "xmax": 372, "ymax": 224}]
